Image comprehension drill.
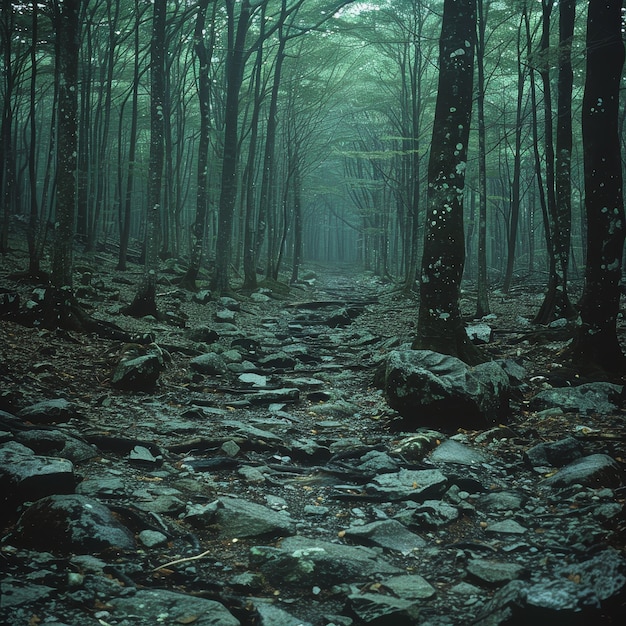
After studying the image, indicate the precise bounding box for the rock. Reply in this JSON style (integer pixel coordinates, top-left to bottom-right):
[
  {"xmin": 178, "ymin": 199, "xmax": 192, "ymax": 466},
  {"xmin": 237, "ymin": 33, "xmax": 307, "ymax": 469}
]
[
  {"xmin": 467, "ymin": 558, "xmax": 527, "ymax": 586},
  {"xmin": 17, "ymin": 398, "xmax": 78, "ymax": 424},
  {"xmin": 326, "ymin": 307, "xmax": 362, "ymax": 328},
  {"xmin": 184, "ymin": 325, "xmax": 219, "ymax": 343},
  {"xmin": 0, "ymin": 577, "xmax": 56, "ymax": 609},
  {"xmin": 346, "ymin": 591, "xmax": 420, "ymax": 624},
  {"xmin": 192, "ymin": 289, "xmax": 212, "ymax": 304},
  {"xmin": 216, "ymin": 496, "xmax": 295, "ymax": 538},
  {"xmin": 109, "ymin": 589, "xmax": 239, "ymax": 625},
  {"xmin": 409, "ymin": 499, "xmax": 459, "ymax": 528},
  {"xmin": 383, "ymin": 350, "xmax": 510, "ymax": 429},
  {"xmin": 76, "ymin": 475, "xmax": 127, "ymax": 498},
  {"xmin": 251, "ymin": 292, "xmax": 271, "ymax": 303},
  {"xmin": 356, "ymin": 450, "xmax": 400, "ymax": 473},
  {"xmin": 382, "ymin": 573, "xmax": 437, "ymax": 600},
  {"xmin": 478, "ymin": 490, "xmax": 526, "ymax": 512},
  {"xmin": 430, "ymin": 439, "xmax": 486, "ymax": 466},
  {"xmin": 215, "ymin": 308, "xmax": 236, "ymax": 323},
  {"xmin": 249, "ymin": 535, "xmax": 402, "ymax": 586},
  {"xmin": 219, "ymin": 296, "xmax": 240, "ymax": 311},
  {"xmin": 258, "ymin": 352, "xmax": 298, "ymax": 369},
  {"xmin": 543, "ymin": 453, "xmax": 622, "ymax": 489},
  {"xmin": 475, "ymin": 548, "xmax": 626, "ymax": 625},
  {"xmin": 343, "ymin": 519, "xmax": 426, "ymax": 554},
  {"xmin": 138, "ymin": 530, "xmax": 168, "ymax": 548},
  {"xmin": 247, "ymin": 388, "xmax": 300, "ymax": 405},
  {"xmin": 466, "ymin": 322, "xmax": 493, "ymax": 344},
  {"xmin": 252, "ymin": 598, "xmax": 313, "ymax": 625},
  {"xmin": 484, "ymin": 519, "xmax": 527, "ymax": 535},
  {"xmin": 189, "ymin": 352, "xmax": 228, "ymax": 375},
  {"xmin": 15, "ymin": 429, "xmax": 97, "ymax": 463},
  {"xmin": 13, "ymin": 494, "xmax": 136, "ymax": 553},
  {"xmin": 530, "ymin": 382, "xmax": 625, "ymax": 415},
  {"xmin": 111, "ymin": 348, "xmax": 165, "ymax": 390},
  {"xmin": 0, "ymin": 444, "xmax": 75, "ymax": 512},
  {"xmin": 364, "ymin": 468, "xmax": 448, "ymax": 501},
  {"xmin": 524, "ymin": 437, "xmax": 585, "ymax": 468},
  {"xmin": 238, "ymin": 373, "xmax": 268, "ymax": 387}
]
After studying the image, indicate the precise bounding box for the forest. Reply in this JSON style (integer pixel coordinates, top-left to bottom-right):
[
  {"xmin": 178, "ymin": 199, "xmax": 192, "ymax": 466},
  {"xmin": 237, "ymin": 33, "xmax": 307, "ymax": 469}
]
[
  {"xmin": 0, "ymin": 0, "xmax": 623, "ymax": 366},
  {"xmin": 1, "ymin": 1, "xmax": 626, "ymax": 625}
]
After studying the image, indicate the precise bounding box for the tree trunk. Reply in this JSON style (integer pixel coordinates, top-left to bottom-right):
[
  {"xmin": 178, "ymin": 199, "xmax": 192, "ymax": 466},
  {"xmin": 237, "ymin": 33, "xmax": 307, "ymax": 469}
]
[
  {"xmin": 572, "ymin": 0, "xmax": 625, "ymax": 372},
  {"xmin": 0, "ymin": 0, "xmax": 16, "ymax": 255},
  {"xmin": 413, "ymin": 0, "xmax": 481, "ymax": 364},
  {"xmin": 124, "ymin": 0, "xmax": 165, "ymax": 317},
  {"xmin": 534, "ymin": 0, "xmax": 576, "ymax": 323},
  {"xmin": 117, "ymin": 0, "xmax": 142, "ymax": 271},
  {"xmin": 474, "ymin": 0, "xmax": 490, "ymax": 318},
  {"xmin": 212, "ymin": 0, "xmax": 252, "ymax": 293},
  {"xmin": 503, "ymin": 6, "xmax": 527, "ymax": 294},
  {"xmin": 51, "ymin": 0, "xmax": 81, "ymax": 289},
  {"xmin": 181, "ymin": 0, "xmax": 214, "ymax": 290}
]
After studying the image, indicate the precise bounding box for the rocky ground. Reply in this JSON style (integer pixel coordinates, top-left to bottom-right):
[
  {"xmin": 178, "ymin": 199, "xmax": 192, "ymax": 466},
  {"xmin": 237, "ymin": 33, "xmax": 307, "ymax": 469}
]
[{"xmin": 1, "ymin": 244, "xmax": 625, "ymax": 626}]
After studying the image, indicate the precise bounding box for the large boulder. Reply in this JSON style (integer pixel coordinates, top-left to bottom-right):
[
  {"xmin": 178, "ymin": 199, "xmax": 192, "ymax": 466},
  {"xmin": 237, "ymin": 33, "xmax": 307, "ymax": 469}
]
[
  {"xmin": 13, "ymin": 494, "xmax": 136, "ymax": 554},
  {"xmin": 383, "ymin": 350, "xmax": 511, "ymax": 429}
]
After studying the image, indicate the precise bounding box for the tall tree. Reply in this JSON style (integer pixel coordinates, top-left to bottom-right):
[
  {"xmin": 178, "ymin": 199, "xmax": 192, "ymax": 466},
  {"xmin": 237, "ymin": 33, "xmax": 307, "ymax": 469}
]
[
  {"xmin": 503, "ymin": 4, "xmax": 528, "ymax": 293},
  {"xmin": 572, "ymin": 0, "xmax": 625, "ymax": 371},
  {"xmin": 124, "ymin": 0, "xmax": 166, "ymax": 317},
  {"xmin": 212, "ymin": 0, "xmax": 254, "ymax": 293},
  {"xmin": 474, "ymin": 0, "xmax": 490, "ymax": 317},
  {"xmin": 413, "ymin": 0, "xmax": 480, "ymax": 363},
  {"xmin": 181, "ymin": 0, "xmax": 217, "ymax": 290},
  {"xmin": 534, "ymin": 0, "xmax": 576, "ymax": 323},
  {"xmin": 50, "ymin": 0, "xmax": 81, "ymax": 290}
]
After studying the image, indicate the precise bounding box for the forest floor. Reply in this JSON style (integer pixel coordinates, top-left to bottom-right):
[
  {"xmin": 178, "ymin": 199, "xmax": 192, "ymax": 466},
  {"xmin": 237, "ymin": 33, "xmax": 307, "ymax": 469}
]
[{"xmin": 1, "ymin": 241, "xmax": 625, "ymax": 625}]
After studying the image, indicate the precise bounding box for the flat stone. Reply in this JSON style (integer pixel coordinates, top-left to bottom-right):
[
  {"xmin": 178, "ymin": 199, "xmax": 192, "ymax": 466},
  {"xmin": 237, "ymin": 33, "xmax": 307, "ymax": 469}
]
[
  {"xmin": 15, "ymin": 429, "xmax": 98, "ymax": 463},
  {"xmin": 250, "ymin": 535, "xmax": 402, "ymax": 586},
  {"xmin": 467, "ymin": 558, "xmax": 527, "ymax": 585},
  {"xmin": 478, "ymin": 490, "xmax": 525, "ymax": 512},
  {"xmin": 0, "ymin": 578, "xmax": 55, "ymax": 609},
  {"xmin": 484, "ymin": 519, "xmax": 527, "ymax": 535},
  {"xmin": 365, "ymin": 468, "xmax": 448, "ymax": 501},
  {"xmin": 409, "ymin": 499, "xmax": 459, "ymax": 527},
  {"xmin": 530, "ymin": 382, "xmax": 624, "ymax": 415},
  {"xmin": 344, "ymin": 519, "xmax": 426, "ymax": 554},
  {"xmin": 524, "ymin": 437, "xmax": 584, "ymax": 468},
  {"xmin": 238, "ymin": 373, "xmax": 268, "ymax": 387},
  {"xmin": 251, "ymin": 598, "xmax": 313, "ymax": 626},
  {"xmin": 346, "ymin": 592, "xmax": 420, "ymax": 625},
  {"xmin": 217, "ymin": 496, "xmax": 295, "ymax": 538},
  {"xmin": 543, "ymin": 453, "xmax": 622, "ymax": 489},
  {"xmin": 189, "ymin": 352, "xmax": 228, "ymax": 375},
  {"xmin": 76, "ymin": 476, "xmax": 127, "ymax": 498},
  {"xmin": 109, "ymin": 589, "xmax": 239, "ymax": 625},
  {"xmin": 382, "ymin": 574, "xmax": 437, "ymax": 600},
  {"xmin": 17, "ymin": 398, "xmax": 78, "ymax": 424},
  {"xmin": 430, "ymin": 439, "xmax": 486, "ymax": 465}
]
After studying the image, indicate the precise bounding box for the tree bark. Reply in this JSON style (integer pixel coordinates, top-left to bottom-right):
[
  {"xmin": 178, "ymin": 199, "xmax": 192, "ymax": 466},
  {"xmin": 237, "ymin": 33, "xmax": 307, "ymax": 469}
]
[
  {"xmin": 534, "ymin": 0, "xmax": 576, "ymax": 323},
  {"xmin": 181, "ymin": 0, "xmax": 215, "ymax": 290},
  {"xmin": 51, "ymin": 0, "xmax": 81, "ymax": 289},
  {"xmin": 124, "ymin": 0, "xmax": 165, "ymax": 317},
  {"xmin": 414, "ymin": 0, "xmax": 481, "ymax": 364},
  {"xmin": 212, "ymin": 0, "xmax": 253, "ymax": 293},
  {"xmin": 572, "ymin": 0, "xmax": 625, "ymax": 371},
  {"xmin": 474, "ymin": 0, "xmax": 490, "ymax": 318}
]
